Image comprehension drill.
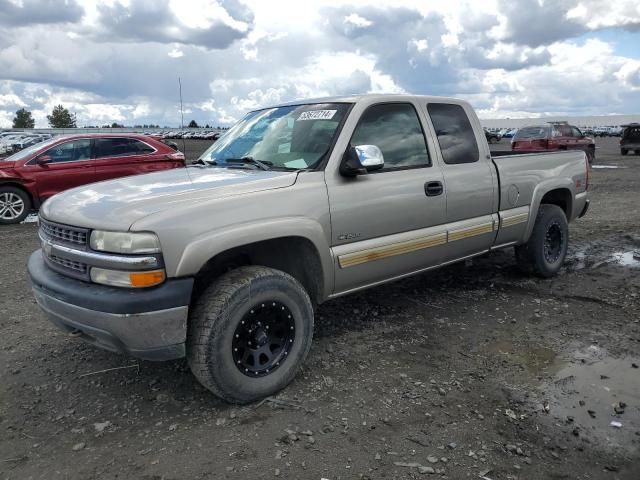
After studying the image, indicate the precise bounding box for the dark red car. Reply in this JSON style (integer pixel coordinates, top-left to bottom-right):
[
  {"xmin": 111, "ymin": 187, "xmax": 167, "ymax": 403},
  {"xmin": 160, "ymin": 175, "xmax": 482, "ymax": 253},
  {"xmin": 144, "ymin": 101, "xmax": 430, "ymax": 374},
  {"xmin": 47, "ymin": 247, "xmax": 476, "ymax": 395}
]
[
  {"xmin": 511, "ymin": 122, "xmax": 595, "ymax": 164},
  {"xmin": 0, "ymin": 134, "xmax": 185, "ymax": 224}
]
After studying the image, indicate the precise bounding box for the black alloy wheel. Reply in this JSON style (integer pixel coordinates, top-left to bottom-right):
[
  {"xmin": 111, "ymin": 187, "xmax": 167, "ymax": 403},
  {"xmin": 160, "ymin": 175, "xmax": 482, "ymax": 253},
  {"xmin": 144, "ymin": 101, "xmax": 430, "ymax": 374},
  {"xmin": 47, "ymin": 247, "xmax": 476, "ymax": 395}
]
[
  {"xmin": 543, "ymin": 221, "xmax": 563, "ymax": 264},
  {"xmin": 232, "ymin": 301, "xmax": 295, "ymax": 377}
]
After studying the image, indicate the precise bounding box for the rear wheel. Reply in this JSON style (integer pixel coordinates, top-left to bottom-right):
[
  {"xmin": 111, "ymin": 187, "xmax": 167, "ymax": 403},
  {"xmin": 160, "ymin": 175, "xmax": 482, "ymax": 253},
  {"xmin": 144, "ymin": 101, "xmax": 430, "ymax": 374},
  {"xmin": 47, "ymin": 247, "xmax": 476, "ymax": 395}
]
[
  {"xmin": 187, "ymin": 266, "xmax": 314, "ymax": 404},
  {"xmin": 0, "ymin": 186, "xmax": 31, "ymax": 225},
  {"xmin": 515, "ymin": 204, "xmax": 568, "ymax": 278}
]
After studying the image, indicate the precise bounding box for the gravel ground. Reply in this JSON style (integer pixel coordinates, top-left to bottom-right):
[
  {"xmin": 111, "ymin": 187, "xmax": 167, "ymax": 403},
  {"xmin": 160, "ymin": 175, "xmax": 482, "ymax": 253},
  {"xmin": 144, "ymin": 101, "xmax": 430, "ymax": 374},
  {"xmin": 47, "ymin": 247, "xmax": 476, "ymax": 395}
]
[{"xmin": 1, "ymin": 138, "xmax": 639, "ymax": 479}]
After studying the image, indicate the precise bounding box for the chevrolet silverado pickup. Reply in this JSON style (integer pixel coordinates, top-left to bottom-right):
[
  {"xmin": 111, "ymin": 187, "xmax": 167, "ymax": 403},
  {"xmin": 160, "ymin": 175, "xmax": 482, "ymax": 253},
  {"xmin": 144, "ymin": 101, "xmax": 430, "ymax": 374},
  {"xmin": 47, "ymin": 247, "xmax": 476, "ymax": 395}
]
[{"xmin": 28, "ymin": 94, "xmax": 590, "ymax": 403}]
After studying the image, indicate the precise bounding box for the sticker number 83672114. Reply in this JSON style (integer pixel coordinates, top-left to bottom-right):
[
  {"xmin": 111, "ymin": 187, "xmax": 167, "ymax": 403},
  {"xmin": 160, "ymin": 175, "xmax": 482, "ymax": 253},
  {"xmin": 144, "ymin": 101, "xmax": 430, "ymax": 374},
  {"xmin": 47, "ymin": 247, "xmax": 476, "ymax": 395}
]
[{"xmin": 298, "ymin": 110, "xmax": 337, "ymax": 121}]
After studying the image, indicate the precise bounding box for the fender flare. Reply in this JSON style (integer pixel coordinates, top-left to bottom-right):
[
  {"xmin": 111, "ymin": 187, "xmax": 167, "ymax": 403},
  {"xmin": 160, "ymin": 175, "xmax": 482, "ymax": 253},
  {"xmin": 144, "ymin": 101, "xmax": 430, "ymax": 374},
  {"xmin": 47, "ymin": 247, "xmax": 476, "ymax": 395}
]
[
  {"xmin": 173, "ymin": 217, "xmax": 334, "ymax": 298},
  {"xmin": 522, "ymin": 179, "xmax": 575, "ymax": 242}
]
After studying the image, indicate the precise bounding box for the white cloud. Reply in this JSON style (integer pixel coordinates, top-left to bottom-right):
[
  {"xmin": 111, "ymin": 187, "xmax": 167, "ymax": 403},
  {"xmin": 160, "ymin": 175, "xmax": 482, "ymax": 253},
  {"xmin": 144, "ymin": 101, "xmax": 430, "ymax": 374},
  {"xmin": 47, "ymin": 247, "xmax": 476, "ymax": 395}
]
[
  {"xmin": 0, "ymin": 0, "xmax": 639, "ymax": 127},
  {"xmin": 344, "ymin": 13, "xmax": 373, "ymax": 28}
]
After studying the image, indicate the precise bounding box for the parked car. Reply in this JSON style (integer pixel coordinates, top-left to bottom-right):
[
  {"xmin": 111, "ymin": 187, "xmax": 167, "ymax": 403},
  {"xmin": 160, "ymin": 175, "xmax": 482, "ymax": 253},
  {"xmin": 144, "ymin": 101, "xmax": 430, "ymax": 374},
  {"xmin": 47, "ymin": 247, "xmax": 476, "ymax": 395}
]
[
  {"xmin": 511, "ymin": 123, "xmax": 595, "ymax": 163},
  {"xmin": 28, "ymin": 94, "xmax": 590, "ymax": 403},
  {"xmin": 501, "ymin": 128, "xmax": 518, "ymax": 138},
  {"xmin": 0, "ymin": 134, "xmax": 185, "ymax": 224},
  {"xmin": 620, "ymin": 123, "xmax": 640, "ymax": 155},
  {"xmin": 0, "ymin": 134, "xmax": 29, "ymax": 154},
  {"xmin": 592, "ymin": 126, "xmax": 610, "ymax": 137},
  {"xmin": 484, "ymin": 128, "xmax": 502, "ymax": 144}
]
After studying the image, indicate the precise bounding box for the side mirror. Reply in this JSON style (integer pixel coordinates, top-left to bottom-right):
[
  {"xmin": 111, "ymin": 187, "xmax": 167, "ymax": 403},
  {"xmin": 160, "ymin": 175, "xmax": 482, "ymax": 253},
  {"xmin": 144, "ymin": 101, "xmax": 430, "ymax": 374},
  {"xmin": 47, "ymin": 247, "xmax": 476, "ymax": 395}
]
[
  {"xmin": 340, "ymin": 145, "xmax": 384, "ymax": 177},
  {"xmin": 36, "ymin": 155, "xmax": 52, "ymax": 165}
]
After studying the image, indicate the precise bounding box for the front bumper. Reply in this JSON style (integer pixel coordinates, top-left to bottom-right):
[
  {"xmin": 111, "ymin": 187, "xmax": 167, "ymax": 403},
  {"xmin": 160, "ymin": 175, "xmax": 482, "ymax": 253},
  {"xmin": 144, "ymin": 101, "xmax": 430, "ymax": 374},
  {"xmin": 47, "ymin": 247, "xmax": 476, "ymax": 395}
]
[{"xmin": 28, "ymin": 250, "xmax": 194, "ymax": 361}]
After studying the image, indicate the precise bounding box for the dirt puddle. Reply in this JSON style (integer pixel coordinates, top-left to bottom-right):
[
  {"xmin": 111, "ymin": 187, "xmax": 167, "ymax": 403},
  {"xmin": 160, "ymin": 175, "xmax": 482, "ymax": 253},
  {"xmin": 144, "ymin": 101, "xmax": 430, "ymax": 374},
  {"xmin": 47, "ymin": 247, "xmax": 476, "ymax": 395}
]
[
  {"xmin": 540, "ymin": 345, "xmax": 640, "ymax": 452},
  {"xmin": 566, "ymin": 234, "xmax": 640, "ymax": 271}
]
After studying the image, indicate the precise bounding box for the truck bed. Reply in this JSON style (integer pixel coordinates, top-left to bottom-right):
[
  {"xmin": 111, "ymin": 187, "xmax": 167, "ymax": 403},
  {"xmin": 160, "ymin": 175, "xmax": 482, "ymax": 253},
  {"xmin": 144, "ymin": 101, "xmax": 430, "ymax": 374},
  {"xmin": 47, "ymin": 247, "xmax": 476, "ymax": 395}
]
[{"xmin": 491, "ymin": 149, "xmax": 588, "ymax": 222}]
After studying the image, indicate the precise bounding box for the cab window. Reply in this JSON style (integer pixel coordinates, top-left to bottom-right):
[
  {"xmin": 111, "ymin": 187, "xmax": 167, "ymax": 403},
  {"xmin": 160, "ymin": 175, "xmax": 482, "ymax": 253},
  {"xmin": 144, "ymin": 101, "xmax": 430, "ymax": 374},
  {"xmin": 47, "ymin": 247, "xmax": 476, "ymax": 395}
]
[
  {"xmin": 350, "ymin": 103, "xmax": 430, "ymax": 170},
  {"xmin": 427, "ymin": 103, "xmax": 479, "ymax": 165}
]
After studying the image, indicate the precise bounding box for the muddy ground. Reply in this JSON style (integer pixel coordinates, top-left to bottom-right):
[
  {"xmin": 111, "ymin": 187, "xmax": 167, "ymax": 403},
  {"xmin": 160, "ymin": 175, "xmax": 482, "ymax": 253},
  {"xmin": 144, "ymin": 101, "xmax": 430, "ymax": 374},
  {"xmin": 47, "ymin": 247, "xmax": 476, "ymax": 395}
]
[{"xmin": 1, "ymin": 137, "xmax": 639, "ymax": 480}]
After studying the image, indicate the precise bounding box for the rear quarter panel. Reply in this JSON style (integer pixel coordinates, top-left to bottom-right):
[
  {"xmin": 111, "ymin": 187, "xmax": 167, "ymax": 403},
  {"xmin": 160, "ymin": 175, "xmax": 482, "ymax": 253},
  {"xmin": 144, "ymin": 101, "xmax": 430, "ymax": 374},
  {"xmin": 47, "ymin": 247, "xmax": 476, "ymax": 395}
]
[{"xmin": 492, "ymin": 150, "xmax": 588, "ymax": 245}]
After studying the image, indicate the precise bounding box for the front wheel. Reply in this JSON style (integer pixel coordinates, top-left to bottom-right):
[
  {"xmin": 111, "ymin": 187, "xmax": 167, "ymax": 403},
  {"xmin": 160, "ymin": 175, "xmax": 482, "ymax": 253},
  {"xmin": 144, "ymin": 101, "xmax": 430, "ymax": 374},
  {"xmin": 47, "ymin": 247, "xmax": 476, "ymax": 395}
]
[
  {"xmin": 515, "ymin": 204, "xmax": 569, "ymax": 278},
  {"xmin": 621, "ymin": 149, "xmax": 627, "ymax": 156},
  {"xmin": 187, "ymin": 266, "xmax": 314, "ymax": 404},
  {"xmin": 586, "ymin": 146, "xmax": 595, "ymax": 164},
  {"xmin": 0, "ymin": 186, "xmax": 31, "ymax": 225}
]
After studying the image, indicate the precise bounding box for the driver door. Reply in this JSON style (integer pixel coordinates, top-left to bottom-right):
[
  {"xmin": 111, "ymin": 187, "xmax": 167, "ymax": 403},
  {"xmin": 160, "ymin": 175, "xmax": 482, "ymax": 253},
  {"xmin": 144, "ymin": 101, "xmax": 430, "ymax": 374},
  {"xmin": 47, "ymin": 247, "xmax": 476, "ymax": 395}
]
[
  {"xmin": 326, "ymin": 102, "xmax": 447, "ymax": 294},
  {"xmin": 31, "ymin": 139, "xmax": 95, "ymax": 201}
]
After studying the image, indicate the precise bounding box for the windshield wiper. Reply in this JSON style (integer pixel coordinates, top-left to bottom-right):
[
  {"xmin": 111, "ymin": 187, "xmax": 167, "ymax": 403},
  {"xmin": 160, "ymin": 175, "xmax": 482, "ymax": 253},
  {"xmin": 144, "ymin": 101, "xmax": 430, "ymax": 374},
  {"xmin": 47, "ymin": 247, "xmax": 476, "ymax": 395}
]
[
  {"xmin": 225, "ymin": 156, "xmax": 272, "ymax": 171},
  {"xmin": 193, "ymin": 158, "xmax": 216, "ymax": 166}
]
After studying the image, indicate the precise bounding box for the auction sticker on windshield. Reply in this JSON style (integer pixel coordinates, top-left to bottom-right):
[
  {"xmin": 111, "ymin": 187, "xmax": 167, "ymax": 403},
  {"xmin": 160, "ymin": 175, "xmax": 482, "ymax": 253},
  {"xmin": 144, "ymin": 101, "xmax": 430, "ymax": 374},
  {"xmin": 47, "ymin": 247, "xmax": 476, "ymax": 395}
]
[{"xmin": 298, "ymin": 110, "xmax": 337, "ymax": 121}]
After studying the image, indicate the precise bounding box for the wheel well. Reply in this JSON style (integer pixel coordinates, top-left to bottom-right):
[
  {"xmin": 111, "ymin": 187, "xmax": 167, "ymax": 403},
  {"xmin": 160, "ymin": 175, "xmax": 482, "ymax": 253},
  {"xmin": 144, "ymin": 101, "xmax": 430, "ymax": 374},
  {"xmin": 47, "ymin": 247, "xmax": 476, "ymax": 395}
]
[
  {"xmin": 193, "ymin": 237, "xmax": 324, "ymax": 306},
  {"xmin": 0, "ymin": 182, "xmax": 35, "ymax": 209},
  {"xmin": 540, "ymin": 188, "xmax": 572, "ymax": 218}
]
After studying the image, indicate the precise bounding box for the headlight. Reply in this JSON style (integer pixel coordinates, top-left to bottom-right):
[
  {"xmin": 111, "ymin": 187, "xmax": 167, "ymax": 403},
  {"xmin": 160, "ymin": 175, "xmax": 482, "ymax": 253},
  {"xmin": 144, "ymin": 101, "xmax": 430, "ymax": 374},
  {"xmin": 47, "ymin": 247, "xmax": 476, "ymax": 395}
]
[
  {"xmin": 91, "ymin": 267, "xmax": 166, "ymax": 288},
  {"xmin": 90, "ymin": 230, "xmax": 161, "ymax": 254}
]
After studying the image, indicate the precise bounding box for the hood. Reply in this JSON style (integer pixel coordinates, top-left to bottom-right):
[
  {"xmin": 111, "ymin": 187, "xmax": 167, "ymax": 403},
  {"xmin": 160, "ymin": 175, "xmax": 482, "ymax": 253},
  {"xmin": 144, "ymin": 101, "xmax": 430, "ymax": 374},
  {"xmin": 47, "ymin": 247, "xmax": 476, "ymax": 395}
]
[{"xmin": 41, "ymin": 166, "xmax": 298, "ymax": 230}]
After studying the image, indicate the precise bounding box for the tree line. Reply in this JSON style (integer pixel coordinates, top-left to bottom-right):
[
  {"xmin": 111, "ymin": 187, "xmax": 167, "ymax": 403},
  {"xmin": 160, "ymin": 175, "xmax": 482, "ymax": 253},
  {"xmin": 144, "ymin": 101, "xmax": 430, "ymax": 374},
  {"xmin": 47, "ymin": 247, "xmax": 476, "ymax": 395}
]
[{"xmin": 10, "ymin": 106, "xmax": 221, "ymax": 129}]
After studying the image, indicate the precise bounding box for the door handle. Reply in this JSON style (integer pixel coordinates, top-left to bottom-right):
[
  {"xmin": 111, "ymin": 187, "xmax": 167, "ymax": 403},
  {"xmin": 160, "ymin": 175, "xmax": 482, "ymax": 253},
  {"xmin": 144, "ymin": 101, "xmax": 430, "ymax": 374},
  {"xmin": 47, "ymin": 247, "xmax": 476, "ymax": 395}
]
[{"xmin": 424, "ymin": 181, "xmax": 443, "ymax": 196}]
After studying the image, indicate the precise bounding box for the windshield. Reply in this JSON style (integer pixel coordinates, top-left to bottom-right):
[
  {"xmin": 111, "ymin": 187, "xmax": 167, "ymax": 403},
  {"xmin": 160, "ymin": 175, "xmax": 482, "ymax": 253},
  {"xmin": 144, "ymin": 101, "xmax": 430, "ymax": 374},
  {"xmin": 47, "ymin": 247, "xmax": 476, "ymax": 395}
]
[
  {"xmin": 197, "ymin": 103, "xmax": 350, "ymax": 170},
  {"xmin": 3, "ymin": 137, "xmax": 59, "ymax": 161}
]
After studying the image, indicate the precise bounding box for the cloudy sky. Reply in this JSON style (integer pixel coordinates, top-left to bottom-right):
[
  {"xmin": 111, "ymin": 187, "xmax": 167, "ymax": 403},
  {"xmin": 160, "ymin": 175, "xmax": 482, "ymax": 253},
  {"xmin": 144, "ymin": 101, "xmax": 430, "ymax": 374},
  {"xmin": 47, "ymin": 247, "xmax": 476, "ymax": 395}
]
[{"xmin": 0, "ymin": 0, "xmax": 639, "ymax": 128}]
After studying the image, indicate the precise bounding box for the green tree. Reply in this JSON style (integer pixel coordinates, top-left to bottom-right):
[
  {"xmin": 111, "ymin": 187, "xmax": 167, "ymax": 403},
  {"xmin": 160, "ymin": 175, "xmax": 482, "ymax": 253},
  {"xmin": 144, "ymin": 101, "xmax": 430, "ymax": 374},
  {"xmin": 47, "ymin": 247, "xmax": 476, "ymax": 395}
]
[
  {"xmin": 12, "ymin": 108, "xmax": 35, "ymax": 128},
  {"xmin": 47, "ymin": 105, "xmax": 76, "ymax": 128},
  {"xmin": 188, "ymin": 119, "xmax": 199, "ymax": 128}
]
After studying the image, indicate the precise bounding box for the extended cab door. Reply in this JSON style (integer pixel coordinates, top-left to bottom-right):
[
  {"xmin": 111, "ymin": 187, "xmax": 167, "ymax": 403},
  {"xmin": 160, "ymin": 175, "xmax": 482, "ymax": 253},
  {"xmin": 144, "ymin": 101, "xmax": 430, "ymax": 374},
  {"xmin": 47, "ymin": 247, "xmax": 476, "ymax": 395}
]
[
  {"xmin": 92, "ymin": 137, "xmax": 163, "ymax": 182},
  {"xmin": 29, "ymin": 138, "xmax": 95, "ymax": 201},
  {"xmin": 424, "ymin": 102, "xmax": 498, "ymax": 261},
  {"xmin": 326, "ymin": 102, "xmax": 447, "ymax": 294}
]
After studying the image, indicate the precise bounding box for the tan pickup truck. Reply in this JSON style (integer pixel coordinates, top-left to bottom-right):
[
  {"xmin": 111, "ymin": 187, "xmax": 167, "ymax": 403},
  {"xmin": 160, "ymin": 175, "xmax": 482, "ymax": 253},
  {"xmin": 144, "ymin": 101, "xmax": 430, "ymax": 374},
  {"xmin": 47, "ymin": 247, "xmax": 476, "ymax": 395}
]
[{"xmin": 28, "ymin": 94, "xmax": 590, "ymax": 403}]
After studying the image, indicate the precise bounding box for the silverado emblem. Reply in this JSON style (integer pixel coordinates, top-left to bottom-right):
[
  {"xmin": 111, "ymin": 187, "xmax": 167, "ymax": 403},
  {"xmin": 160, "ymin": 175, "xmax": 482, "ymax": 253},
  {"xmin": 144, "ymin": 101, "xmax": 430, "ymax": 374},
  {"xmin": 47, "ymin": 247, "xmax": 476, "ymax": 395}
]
[{"xmin": 338, "ymin": 232, "xmax": 362, "ymax": 241}]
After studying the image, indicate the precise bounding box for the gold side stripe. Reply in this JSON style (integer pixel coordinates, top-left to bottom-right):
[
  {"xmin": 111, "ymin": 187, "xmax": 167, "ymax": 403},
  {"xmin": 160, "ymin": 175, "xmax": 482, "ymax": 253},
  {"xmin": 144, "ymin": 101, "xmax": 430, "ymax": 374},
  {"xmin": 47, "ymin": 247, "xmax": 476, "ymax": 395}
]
[
  {"xmin": 501, "ymin": 212, "xmax": 529, "ymax": 228},
  {"xmin": 338, "ymin": 232, "xmax": 447, "ymax": 268},
  {"xmin": 447, "ymin": 222, "xmax": 494, "ymax": 242}
]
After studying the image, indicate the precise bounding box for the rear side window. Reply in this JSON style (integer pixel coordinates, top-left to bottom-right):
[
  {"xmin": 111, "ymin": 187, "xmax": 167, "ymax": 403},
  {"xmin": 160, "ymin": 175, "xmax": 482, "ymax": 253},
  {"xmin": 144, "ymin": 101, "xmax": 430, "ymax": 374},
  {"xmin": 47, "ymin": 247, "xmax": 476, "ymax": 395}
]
[
  {"xmin": 94, "ymin": 138, "xmax": 155, "ymax": 158},
  {"xmin": 350, "ymin": 103, "xmax": 430, "ymax": 170},
  {"xmin": 624, "ymin": 127, "xmax": 640, "ymax": 140},
  {"xmin": 513, "ymin": 127, "xmax": 550, "ymax": 140},
  {"xmin": 427, "ymin": 103, "xmax": 479, "ymax": 164}
]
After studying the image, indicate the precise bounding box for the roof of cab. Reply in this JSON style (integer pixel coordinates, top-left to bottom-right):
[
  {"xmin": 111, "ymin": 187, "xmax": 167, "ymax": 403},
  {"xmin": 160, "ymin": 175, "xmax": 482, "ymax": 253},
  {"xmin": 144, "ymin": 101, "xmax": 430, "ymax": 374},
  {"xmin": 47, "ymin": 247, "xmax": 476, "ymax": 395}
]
[{"xmin": 261, "ymin": 93, "xmax": 468, "ymax": 110}]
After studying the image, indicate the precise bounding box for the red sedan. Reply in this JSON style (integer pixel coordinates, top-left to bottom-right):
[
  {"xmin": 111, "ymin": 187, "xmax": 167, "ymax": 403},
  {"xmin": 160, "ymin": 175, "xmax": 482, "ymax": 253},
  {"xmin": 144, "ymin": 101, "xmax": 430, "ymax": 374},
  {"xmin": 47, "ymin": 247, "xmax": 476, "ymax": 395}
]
[{"xmin": 0, "ymin": 134, "xmax": 185, "ymax": 224}]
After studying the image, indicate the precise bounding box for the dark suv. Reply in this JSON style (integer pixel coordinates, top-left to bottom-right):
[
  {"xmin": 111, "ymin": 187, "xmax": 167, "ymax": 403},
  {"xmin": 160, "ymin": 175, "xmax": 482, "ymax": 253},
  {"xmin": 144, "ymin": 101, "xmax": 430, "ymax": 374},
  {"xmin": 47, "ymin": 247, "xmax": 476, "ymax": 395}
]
[
  {"xmin": 620, "ymin": 123, "xmax": 640, "ymax": 156},
  {"xmin": 512, "ymin": 122, "xmax": 595, "ymax": 163}
]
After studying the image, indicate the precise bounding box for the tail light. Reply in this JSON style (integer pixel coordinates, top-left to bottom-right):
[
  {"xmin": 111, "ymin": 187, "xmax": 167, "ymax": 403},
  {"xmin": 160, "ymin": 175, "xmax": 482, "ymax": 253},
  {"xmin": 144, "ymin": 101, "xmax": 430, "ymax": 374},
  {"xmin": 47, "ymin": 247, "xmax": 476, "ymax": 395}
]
[{"xmin": 585, "ymin": 155, "xmax": 591, "ymax": 191}]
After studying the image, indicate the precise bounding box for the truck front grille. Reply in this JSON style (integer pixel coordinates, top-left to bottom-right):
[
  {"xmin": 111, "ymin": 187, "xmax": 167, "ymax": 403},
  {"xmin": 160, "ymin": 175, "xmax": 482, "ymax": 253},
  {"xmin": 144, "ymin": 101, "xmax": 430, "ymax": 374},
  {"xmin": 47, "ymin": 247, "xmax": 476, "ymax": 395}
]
[
  {"xmin": 40, "ymin": 219, "xmax": 88, "ymax": 246},
  {"xmin": 47, "ymin": 254, "xmax": 88, "ymax": 275}
]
